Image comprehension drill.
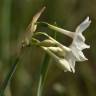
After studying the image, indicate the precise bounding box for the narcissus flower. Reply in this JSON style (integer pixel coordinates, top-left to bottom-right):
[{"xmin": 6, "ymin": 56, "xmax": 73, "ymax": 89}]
[
  {"xmin": 37, "ymin": 17, "xmax": 91, "ymax": 72},
  {"xmin": 66, "ymin": 17, "xmax": 91, "ymax": 72}
]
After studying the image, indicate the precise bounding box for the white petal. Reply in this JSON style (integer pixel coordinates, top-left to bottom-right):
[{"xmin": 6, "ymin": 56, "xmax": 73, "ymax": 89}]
[
  {"xmin": 78, "ymin": 51, "xmax": 88, "ymax": 61},
  {"xmin": 69, "ymin": 43, "xmax": 88, "ymax": 61},
  {"xmin": 71, "ymin": 33, "xmax": 90, "ymax": 50},
  {"xmin": 65, "ymin": 52, "xmax": 76, "ymax": 73},
  {"xmin": 76, "ymin": 17, "xmax": 91, "ymax": 33},
  {"xmin": 58, "ymin": 59, "xmax": 72, "ymax": 72},
  {"xmin": 68, "ymin": 17, "xmax": 91, "ymax": 63}
]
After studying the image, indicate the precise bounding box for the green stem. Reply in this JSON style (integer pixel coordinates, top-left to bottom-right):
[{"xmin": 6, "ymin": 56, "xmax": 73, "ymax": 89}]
[
  {"xmin": 0, "ymin": 56, "xmax": 20, "ymax": 96},
  {"xmin": 37, "ymin": 54, "xmax": 50, "ymax": 96},
  {"xmin": 0, "ymin": 46, "xmax": 26, "ymax": 96}
]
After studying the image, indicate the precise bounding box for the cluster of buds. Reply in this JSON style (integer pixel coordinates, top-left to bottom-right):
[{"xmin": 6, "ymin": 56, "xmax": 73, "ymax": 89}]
[{"xmin": 25, "ymin": 7, "xmax": 91, "ymax": 73}]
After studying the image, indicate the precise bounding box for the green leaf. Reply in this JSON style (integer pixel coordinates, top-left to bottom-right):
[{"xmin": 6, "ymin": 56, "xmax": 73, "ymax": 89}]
[{"xmin": 37, "ymin": 54, "xmax": 50, "ymax": 96}]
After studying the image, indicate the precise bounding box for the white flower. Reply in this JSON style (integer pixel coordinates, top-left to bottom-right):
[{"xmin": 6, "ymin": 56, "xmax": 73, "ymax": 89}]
[
  {"xmin": 64, "ymin": 17, "xmax": 91, "ymax": 72},
  {"xmin": 40, "ymin": 17, "xmax": 91, "ymax": 72}
]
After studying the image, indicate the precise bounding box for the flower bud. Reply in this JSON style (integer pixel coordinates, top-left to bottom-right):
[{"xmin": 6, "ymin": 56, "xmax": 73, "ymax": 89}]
[
  {"xmin": 48, "ymin": 47, "xmax": 65, "ymax": 57},
  {"xmin": 37, "ymin": 39, "xmax": 57, "ymax": 47}
]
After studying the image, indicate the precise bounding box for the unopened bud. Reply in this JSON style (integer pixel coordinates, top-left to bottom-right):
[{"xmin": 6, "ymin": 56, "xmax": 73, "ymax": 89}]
[
  {"xmin": 48, "ymin": 47, "xmax": 65, "ymax": 57},
  {"xmin": 37, "ymin": 39, "xmax": 57, "ymax": 47}
]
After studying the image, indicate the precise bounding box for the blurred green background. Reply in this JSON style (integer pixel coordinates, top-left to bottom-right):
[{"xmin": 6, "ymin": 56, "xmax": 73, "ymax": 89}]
[{"xmin": 0, "ymin": 0, "xmax": 96, "ymax": 96}]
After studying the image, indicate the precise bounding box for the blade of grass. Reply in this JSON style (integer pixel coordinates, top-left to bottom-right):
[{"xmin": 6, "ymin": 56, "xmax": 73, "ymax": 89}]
[
  {"xmin": 36, "ymin": 26, "xmax": 57, "ymax": 96},
  {"xmin": 0, "ymin": 56, "xmax": 19, "ymax": 96},
  {"xmin": 1, "ymin": 0, "xmax": 12, "ymax": 60},
  {"xmin": 37, "ymin": 53, "xmax": 50, "ymax": 96},
  {"xmin": 0, "ymin": 47, "xmax": 25, "ymax": 96}
]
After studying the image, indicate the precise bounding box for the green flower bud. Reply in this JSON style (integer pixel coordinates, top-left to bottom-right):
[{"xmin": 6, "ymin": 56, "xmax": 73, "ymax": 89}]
[
  {"xmin": 37, "ymin": 39, "xmax": 57, "ymax": 47},
  {"xmin": 48, "ymin": 47, "xmax": 65, "ymax": 57}
]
